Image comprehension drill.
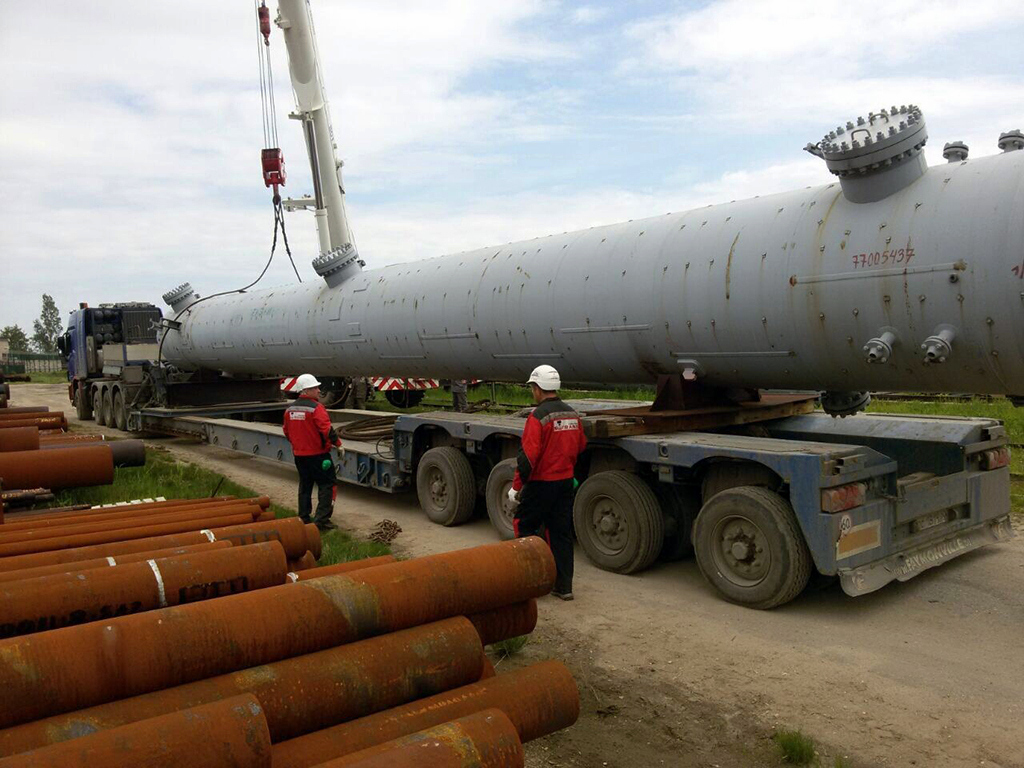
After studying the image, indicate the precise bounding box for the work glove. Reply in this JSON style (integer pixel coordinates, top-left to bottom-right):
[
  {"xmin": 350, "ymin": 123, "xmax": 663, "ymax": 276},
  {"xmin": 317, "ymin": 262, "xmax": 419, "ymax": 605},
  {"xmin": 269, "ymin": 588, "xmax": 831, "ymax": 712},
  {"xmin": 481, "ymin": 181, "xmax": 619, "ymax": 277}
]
[{"xmin": 507, "ymin": 487, "xmax": 520, "ymax": 505}]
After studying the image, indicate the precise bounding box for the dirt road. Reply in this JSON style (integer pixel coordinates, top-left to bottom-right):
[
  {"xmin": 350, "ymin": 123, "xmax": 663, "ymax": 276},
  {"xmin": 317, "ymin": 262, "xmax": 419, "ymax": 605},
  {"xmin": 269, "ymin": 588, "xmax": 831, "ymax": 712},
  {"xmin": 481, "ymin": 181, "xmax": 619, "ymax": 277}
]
[{"xmin": 14, "ymin": 382, "xmax": 1024, "ymax": 767}]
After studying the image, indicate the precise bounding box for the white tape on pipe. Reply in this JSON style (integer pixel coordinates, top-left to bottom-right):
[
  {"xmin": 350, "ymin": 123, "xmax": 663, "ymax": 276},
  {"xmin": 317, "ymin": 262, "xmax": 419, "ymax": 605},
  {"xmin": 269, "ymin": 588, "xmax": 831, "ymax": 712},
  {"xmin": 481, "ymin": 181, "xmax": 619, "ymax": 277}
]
[
  {"xmin": 146, "ymin": 559, "xmax": 168, "ymax": 608},
  {"xmin": 199, "ymin": 529, "xmax": 216, "ymax": 542},
  {"xmin": 106, "ymin": 557, "xmax": 117, "ymax": 567}
]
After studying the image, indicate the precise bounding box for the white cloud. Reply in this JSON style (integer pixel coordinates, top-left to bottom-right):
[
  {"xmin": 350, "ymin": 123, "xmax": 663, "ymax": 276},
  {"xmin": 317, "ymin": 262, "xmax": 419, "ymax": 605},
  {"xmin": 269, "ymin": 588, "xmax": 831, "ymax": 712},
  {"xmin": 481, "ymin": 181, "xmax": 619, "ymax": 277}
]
[{"xmin": 572, "ymin": 7, "xmax": 609, "ymax": 25}]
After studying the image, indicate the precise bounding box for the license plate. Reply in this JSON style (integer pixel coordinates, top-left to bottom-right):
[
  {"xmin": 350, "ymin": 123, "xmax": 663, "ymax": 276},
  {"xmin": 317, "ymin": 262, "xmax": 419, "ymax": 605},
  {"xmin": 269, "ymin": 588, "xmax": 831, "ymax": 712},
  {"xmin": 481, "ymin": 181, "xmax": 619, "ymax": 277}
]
[{"xmin": 912, "ymin": 510, "xmax": 949, "ymax": 533}]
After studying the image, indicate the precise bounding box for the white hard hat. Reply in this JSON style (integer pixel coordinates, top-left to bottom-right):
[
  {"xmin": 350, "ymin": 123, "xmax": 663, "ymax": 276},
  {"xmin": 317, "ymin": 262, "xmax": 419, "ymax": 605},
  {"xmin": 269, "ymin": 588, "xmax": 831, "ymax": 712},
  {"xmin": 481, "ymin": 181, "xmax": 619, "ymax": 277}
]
[
  {"xmin": 295, "ymin": 373, "xmax": 322, "ymax": 391},
  {"xmin": 527, "ymin": 365, "xmax": 561, "ymax": 391}
]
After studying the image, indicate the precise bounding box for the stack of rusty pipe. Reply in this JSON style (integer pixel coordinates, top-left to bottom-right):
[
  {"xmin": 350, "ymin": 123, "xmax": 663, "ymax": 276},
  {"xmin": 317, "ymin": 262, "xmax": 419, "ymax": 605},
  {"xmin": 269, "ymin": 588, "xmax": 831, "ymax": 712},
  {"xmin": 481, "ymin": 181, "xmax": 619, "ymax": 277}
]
[{"xmin": 0, "ymin": 536, "xmax": 579, "ymax": 767}]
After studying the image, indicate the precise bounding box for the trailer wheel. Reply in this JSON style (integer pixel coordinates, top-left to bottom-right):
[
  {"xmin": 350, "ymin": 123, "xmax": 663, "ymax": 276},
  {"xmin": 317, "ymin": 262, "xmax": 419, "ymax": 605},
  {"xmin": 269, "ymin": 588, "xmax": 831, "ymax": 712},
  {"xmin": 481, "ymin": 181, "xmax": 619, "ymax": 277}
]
[
  {"xmin": 693, "ymin": 486, "xmax": 811, "ymax": 609},
  {"xmin": 656, "ymin": 484, "xmax": 699, "ymax": 562},
  {"xmin": 385, "ymin": 389, "xmax": 426, "ymax": 409},
  {"xmin": 112, "ymin": 389, "xmax": 128, "ymax": 431},
  {"xmin": 573, "ymin": 471, "xmax": 664, "ymax": 574},
  {"xmin": 484, "ymin": 458, "xmax": 518, "ymax": 540},
  {"xmin": 75, "ymin": 384, "xmax": 93, "ymax": 421},
  {"xmin": 416, "ymin": 447, "xmax": 477, "ymax": 526},
  {"xmin": 92, "ymin": 387, "xmax": 107, "ymax": 427}
]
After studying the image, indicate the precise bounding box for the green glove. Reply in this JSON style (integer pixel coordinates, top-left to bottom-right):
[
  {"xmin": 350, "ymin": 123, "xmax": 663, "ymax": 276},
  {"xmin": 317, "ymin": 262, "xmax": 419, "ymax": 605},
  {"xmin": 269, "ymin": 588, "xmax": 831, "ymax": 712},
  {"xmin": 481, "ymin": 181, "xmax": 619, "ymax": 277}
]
[
  {"xmin": 572, "ymin": 478, "xmax": 579, "ymax": 490},
  {"xmin": 322, "ymin": 458, "xmax": 333, "ymax": 472}
]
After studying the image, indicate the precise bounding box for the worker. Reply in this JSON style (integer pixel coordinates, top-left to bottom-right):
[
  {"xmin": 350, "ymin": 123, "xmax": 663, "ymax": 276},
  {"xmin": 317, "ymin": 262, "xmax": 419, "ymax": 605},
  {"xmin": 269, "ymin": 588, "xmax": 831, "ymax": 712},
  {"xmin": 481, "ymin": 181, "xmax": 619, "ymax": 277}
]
[
  {"xmin": 282, "ymin": 373, "xmax": 341, "ymax": 531},
  {"xmin": 451, "ymin": 379, "xmax": 469, "ymax": 412},
  {"xmin": 344, "ymin": 376, "xmax": 370, "ymax": 410},
  {"xmin": 508, "ymin": 365, "xmax": 586, "ymax": 600}
]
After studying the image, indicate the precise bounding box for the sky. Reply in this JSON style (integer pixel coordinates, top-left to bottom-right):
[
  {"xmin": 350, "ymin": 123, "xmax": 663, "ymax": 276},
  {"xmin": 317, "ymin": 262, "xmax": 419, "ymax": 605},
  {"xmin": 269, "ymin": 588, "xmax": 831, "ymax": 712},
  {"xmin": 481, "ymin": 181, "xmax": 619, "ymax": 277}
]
[{"xmin": 1, "ymin": 0, "xmax": 1022, "ymax": 334}]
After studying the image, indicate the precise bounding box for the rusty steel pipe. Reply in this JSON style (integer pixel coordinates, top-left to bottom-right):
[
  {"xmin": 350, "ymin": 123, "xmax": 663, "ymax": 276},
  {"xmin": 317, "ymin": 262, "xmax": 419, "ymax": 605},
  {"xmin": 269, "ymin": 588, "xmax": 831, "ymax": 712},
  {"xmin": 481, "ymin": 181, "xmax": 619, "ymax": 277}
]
[
  {"xmin": 0, "ymin": 510, "xmax": 257, "ymax": 557},
  {"xmin": 0, "ymin": 541, "xmax": 288, "ymax": 639},
  {"xmin": 0, "ymin": 541, "xmax": 231, "ymax": 584},
  {"xmin": 466, "ymin": 600, "xmax": 538, "ymax": 646},
  {"xmin": 0, "ymin": 617, "xmax": 485, "ymax": 755},
  {"xmin": 311, "ymin": 709, "xmax": 524, "ymax": 768},
  {"xmin": 0, "ymin": 503, "xmax": 264, "ymax": 544},
  {"xmin": 0, "ymin": 499, "xmax": 264, "ymax": 534},
  {"xmin": 5, "ymin": 495, "xmax": 251, "ymax": 523},
  {"xmin": 0, "ymin": 445, "xmax": 112, "ymax": 492},
  {"xmin": 0, "ymin": 694, "xmax": 271, "ymax": 768},
  {"xmin": 287, "ymin": 551, "xmax": 317, "ymax": 571},
  {"xmin": 0, "ymin": 408, "xmax": 55, "ymax": 421},
  {"xmin": 107, "ymin": 439, "xmax": 146, "ymax": 467},
  {"xmin": 0, "ymin": 516, "xmax": 313, "ymax": 573},
  {"xmin": 289, "ymin": 555, "xmax": 396, "ymax": 581},
  {"xmin": 271, "ymin": 661, "xmax": 578, "ymax": 768},
  {"xmin": 0, "ymin": 406, "xmax": 48, "ymax": 415},
  {"xmin": 37, "ymin": 433, "xmax": 104, "ymax": 447},
  {"xmin": 0, "ymin": 415, "xmax": 66, "ymax": 431},
  {"xmin": 304, "ymin": 523, "xmax": 323, "ymax": 559},
  {"xmin": 0, "ymin": 427, "xmax": 38, "ymax": 453},
  {"xmin": 0, "ymin": 537, "xmax": 555, "ymax": 728}
]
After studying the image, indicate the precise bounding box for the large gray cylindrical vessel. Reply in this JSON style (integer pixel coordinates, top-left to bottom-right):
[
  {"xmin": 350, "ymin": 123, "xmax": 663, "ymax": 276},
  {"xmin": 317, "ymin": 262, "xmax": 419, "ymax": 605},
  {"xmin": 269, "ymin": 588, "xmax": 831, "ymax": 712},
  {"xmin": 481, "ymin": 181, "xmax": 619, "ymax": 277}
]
[{"xmin": 161, "ymin": 131, "xmax": 1024, "ymax": 397}]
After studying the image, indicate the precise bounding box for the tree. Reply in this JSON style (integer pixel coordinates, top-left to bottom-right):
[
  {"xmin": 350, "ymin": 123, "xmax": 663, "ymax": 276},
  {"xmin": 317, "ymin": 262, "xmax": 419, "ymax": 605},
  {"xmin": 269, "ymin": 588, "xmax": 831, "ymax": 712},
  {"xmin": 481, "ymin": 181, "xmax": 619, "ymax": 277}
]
[
  {"xmin": 31, "ymin": 294, "xmax": 63, "ymax": 353},
  {"xmin": 0, "ymin": 324, "xmax": 30, "ymax": 352}
]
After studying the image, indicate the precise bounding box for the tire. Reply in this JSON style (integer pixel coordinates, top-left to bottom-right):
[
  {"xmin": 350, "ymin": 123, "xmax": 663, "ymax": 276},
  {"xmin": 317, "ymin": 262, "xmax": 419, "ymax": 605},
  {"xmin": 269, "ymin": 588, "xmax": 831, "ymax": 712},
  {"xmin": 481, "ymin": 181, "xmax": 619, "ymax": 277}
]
[
  {"xmin": 702, "ymin": 462, "xmax": 779, "ymax": 503},
  {"xmin": 692, "ymin": 486, "xmax": 812, "ymax": 609},
  {"xmin": 112, "ymin": 389, "xmax": 128, "ymax": 431},
  {"xmin": 102, "ymin": 388, "xmax": 114, "ymax": 430},
  {"xmin": 656, "ymin": 484, "xmax": 700, "ymax": 562},
  {"xmin": 573, "ymin": 471, "xmax": 664, "ymax": 574},
  {"xmin": 485, "ymin": 458, "xmax": 518, "ymax": 540},
  {"xmin": 75, "ymin": 384, "xmax": 93, "ymax": 421},
  {"xmin": 92, "ymin": 387, "xmax": 107, "ymax": 426},
  {"xmin": 385, "ymin": 389, "xmax": 426, "ymax": 409},
  {"xmin": 416, "ymin": 447, "xmax": 477, "ymax": 526}
]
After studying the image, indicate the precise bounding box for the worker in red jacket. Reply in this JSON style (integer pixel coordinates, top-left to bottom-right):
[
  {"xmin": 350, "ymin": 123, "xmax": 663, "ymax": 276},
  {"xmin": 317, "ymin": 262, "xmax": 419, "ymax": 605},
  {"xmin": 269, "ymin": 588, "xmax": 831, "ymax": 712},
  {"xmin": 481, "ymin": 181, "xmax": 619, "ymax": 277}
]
[
  {"xmin": 509, "ymin": 365, "xmax": 587, "ymax": 600},
  {"xmin": 283, "ymin": 374, "xmax": 341, "ymax": 531}
]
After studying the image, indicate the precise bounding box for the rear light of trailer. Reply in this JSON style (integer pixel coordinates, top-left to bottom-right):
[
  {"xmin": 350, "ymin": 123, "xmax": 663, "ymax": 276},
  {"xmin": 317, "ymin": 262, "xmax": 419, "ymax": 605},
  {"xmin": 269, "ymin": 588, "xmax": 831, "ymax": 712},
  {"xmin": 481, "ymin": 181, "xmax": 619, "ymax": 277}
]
[
  {"xmin": 821, "ymin": 482, "xmax": 867, "ymax": 513},
  {"xmin": 980, "ymin": 447, "xmax": 1010, "ymax": 471}
]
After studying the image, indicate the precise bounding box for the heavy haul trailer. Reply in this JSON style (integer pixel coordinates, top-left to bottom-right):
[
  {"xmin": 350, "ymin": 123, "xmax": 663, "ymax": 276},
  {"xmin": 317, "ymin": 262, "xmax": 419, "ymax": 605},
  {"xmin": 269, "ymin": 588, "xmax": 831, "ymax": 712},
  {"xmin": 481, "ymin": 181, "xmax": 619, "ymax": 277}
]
[{"xmin": 158, "ymin": 402, "xmax": 1012, "ymax": 609}]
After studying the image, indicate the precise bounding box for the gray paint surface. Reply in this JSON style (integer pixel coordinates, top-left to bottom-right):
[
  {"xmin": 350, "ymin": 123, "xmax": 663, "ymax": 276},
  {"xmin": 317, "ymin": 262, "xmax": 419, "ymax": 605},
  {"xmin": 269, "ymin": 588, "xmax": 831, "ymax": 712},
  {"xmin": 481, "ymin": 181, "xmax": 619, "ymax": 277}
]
[{"xmin": 161, "ymin": 149, "xmax": 1024, "ymax": 395}]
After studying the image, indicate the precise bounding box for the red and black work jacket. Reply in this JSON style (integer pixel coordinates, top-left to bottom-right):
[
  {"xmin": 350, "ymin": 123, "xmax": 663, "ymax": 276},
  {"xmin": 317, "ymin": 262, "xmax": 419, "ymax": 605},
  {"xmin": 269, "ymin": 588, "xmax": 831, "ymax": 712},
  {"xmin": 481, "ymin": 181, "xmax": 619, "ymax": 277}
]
[
  {"xmin": 512, "ymin": 397, "xmax": 587, "ymax": 490},
  {"xmin": 282, "ymin": 395, "xmax": 339, "ymax": 456}
]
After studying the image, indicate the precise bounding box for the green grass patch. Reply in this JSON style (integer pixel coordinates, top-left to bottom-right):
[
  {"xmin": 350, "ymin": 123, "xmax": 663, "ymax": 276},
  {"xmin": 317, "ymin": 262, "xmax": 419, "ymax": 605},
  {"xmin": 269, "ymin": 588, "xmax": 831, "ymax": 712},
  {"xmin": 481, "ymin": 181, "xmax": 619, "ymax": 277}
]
[
  {"xmin": 16, "ymin": 370, "xmax": 68, "ymax": 384},
  {"xmin": 491, "ymin": 635, "xmax": 530, "ymax": 659},
  {"xmin": 772, "ymin": 729, "xmax": 817, "ymax": 765},
  {"xmin": 52, "ymin": 447, "xmax": 389, "ymax": 566},
  {"xmin": 319, "ymin": 528, "xmax": 391, "ymax": 566}
]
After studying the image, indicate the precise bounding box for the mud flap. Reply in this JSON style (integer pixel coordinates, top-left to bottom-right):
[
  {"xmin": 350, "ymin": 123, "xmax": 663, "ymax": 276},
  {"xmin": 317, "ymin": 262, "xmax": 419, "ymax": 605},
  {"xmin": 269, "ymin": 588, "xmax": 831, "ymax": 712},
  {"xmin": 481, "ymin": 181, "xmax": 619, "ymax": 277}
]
[{"xmin": 839, "ymin": 516, "xmax": 1015, "ymax": 596}]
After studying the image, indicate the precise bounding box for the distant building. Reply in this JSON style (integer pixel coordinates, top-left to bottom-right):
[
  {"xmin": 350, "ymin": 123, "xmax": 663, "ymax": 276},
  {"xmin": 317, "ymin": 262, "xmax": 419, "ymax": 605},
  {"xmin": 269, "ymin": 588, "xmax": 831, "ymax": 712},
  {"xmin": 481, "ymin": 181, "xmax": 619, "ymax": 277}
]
[{"xmin": 0, "ymin": 339, "xmax": 9, "ymax": 361}]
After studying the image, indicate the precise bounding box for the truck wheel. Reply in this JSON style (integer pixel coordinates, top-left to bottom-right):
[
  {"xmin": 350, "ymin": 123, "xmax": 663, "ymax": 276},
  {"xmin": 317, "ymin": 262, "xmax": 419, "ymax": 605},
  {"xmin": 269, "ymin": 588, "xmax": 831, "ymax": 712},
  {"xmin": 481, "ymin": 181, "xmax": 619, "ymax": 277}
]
[
  {"xmin": 656, "ymin": 484, "xmax": 699, "ymax": 562},
  {"xmin": 385, "ymin": 389, "xmax": 426, "ymax": 409},
  {"xmin": 102, "ymin": 389, "xmax": 115, "ymax": 430},
  {"xmin": 693, "ymin": 486, "xmax": 812, "ymax": 609},
  {"xmin": 416, "ymin": 447, "xmax": 477, "ymax": 526},
  {"xmin": 484, "ymin": 458, "xmax": 518, "ymax": 540},
  {"xmin": 92, "ymin": 387, "xmax": 107, "ymax": 427},
  {"xmin": 573, "ymin": 471, "xmax": 664, "ymax": 574},
  {"xmin": 112, "ymin": 389, "xmax": 128, "ymax": 431},
  {"xmin": 75, "ymin": 384, "xmax": 93, "ymax": 421}
]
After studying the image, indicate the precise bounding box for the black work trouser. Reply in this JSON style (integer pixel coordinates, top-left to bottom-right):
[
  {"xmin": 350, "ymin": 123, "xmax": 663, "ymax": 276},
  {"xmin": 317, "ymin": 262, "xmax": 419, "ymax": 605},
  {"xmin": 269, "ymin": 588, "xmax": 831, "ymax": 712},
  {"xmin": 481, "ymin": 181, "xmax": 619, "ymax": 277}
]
[
  {"xmin": 514, "ymin": 479, "xmax": 574, "ymax": 594},
  {"xmin": 294, "ymin": 453, "xmax": 335, "ymax": 524}
]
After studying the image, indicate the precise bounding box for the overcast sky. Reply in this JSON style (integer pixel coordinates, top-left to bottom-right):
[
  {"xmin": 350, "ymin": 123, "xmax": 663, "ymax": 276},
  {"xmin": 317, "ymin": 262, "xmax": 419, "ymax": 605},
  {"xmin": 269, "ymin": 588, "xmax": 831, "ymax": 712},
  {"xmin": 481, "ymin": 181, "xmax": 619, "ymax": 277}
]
[{"xmin": 1, "ymin": 1, "xmax": 1022, "ymax": 334}]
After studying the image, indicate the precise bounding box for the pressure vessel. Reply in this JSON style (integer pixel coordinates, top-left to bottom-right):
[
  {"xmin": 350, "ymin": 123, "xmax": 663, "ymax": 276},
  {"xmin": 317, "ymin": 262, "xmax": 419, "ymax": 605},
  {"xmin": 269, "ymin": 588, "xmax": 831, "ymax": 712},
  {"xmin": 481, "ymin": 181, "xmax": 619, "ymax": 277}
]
[{"xmin": 161, "ymin": 111, "xmax": 1024, "ymax": 400}]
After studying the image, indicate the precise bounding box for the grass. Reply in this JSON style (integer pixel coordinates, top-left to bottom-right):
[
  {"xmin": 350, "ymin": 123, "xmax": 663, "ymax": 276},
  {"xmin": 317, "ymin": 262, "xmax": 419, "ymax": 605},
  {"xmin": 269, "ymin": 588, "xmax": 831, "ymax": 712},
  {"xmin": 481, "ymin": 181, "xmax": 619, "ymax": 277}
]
[
  {"xmin": 491, "ymin": 635, "xmax": 530, "ymax": 659},
  {"xmin": 772, "ymin": 730, "xmax": 817, "ymax": 765},
  {"xmin": 17, "ymin": 370, "xmax": 67, "ymax": 384},
  {"xmin": 52, "ymin": 447, "xmax": 389, "ymax": 566}
]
